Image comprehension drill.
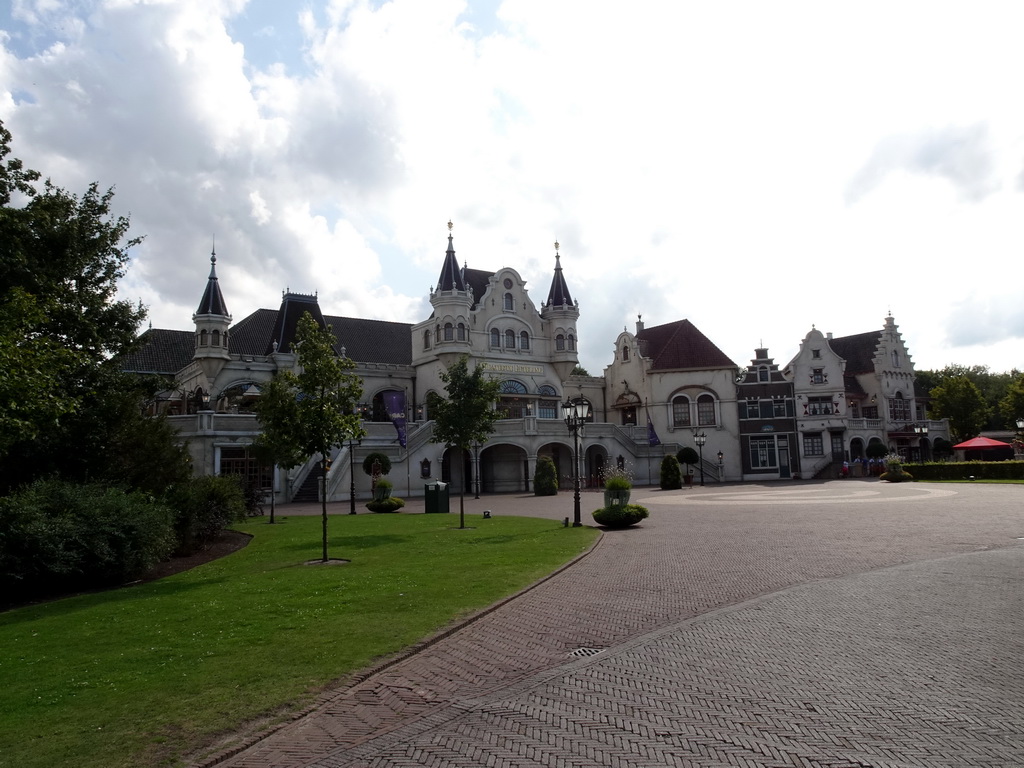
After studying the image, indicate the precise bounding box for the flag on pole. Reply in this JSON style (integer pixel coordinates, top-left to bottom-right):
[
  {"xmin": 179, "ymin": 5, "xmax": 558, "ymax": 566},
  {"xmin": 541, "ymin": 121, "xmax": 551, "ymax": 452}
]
[{"xmin": 647, "ymin": 414, "xmax": 661, "ymax": 446}]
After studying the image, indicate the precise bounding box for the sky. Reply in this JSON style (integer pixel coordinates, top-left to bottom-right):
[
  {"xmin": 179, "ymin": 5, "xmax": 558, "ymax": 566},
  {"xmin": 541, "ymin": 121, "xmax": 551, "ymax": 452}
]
[{"xmin": 2, "ymin": 0, "xmax": 1022, "ymax": 377}]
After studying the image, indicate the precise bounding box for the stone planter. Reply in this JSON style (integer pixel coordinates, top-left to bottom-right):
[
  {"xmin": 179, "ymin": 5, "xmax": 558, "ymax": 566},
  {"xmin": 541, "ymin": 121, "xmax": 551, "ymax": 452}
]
[{"xmin": 603, "ymin": 489, "xmax": 631, "ymax": 507}]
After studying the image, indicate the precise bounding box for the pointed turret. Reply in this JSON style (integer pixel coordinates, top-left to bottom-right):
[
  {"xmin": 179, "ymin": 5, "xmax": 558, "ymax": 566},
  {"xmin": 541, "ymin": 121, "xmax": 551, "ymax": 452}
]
[
  {"xmin": 435, "ymin": 220, "xmax": 467, "ymax": 292},
  {"xmin": 192, "ymin": 244, "xmax": 233, "ymax": 378},
  {"xmin": 545, "ymin": 242, "xmax": 574, "ymax": 308}
]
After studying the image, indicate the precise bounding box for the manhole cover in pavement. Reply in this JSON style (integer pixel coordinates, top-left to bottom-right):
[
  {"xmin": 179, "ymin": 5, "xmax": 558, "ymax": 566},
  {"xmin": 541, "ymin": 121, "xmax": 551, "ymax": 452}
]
[{"xmin": 568, "ymin": 647, "xmax": 604, "ymax": 658}]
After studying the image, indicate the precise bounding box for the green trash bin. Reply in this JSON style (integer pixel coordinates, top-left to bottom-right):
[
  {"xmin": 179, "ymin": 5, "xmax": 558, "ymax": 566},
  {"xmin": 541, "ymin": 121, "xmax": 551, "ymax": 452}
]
[{"xmin": 424, "ymin": 481, "xmax": 450, "ymax": 513}]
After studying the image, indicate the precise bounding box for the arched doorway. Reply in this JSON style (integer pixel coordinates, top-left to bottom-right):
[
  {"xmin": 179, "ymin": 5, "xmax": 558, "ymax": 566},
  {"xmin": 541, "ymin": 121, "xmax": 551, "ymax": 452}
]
[{"xmin": 480, "ymin": 443, "xmax": 528, "ymax": 493}]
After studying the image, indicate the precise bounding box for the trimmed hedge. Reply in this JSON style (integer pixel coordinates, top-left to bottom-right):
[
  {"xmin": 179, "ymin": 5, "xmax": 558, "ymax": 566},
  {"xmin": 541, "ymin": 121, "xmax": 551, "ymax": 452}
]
[
  {"xmin": 592, "ymin": 503, "xmax": 649, "ymax": 528},
  {"xmin": 902, "ymin": 460, "xmax": 1024, "ymax": 481}
]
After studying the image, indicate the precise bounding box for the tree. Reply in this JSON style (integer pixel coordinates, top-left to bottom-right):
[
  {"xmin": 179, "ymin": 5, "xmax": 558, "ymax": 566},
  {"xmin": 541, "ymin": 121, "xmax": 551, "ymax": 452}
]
[
  {"xmin": 256, "ymin": 313, "xmax": 364, "ymax": 560},
  {"xmin": 676, "ymin": 447, "xmax": 699, "ymax": 476},
  {"xmin": 429, "ymin": 355, "xmax": 501, "ymax": 528},
  {"xmin": 998, "ymin": 374, "xmax": 1024, "ymax": 429},
  {"xmin": 570, "ymin": 364, "xmax": 591, "ymax": 376},
  {"xmin": 917, "ymin": 364, "xmax": 1020, "ymax": 432},
  {"xmin": 252, "ymin": 378, "xmax": 306, "ymax": 524},
  {"xmin": 660, "ymin": 455, "xmax": 682, "ymax": 490},
  {"xmin": 928, "ymin": 376, "xmax": 990, "ymax": 442}
]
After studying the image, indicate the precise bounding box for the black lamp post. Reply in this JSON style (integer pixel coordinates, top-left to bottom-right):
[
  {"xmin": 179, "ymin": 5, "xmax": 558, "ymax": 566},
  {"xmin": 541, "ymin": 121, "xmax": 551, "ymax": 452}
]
[
  {"xmin": 694, "ymin": 431, "xmax": 707, "ymax": 486},
  {"xmin": 561, "ymin": 397, "xmax": 591, "ymax": 527},
  {"xmin": 348, "ymin": 437, "xmax": 360, "ymax": 515}
]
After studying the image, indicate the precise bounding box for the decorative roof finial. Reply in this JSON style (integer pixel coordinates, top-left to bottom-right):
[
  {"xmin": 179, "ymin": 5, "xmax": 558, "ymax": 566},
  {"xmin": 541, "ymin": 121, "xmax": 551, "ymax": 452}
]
[
  {"xmin": 211, "ymin": 236, "xmax": 216, "ymax": 265},
  {"xmin": 554, "ymin": 240, "xmax": 560, "ymax": 255},
  {"xmin": 448, "ymin": 219, "xmax": 453, "ymax": 232}
]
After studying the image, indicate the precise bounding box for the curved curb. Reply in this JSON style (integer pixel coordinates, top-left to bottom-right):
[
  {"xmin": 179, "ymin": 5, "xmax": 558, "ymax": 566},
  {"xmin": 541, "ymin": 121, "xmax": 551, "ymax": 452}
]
[{"xmin": 193, "ymin": 528, "xmax": 605, "ymax": 767}]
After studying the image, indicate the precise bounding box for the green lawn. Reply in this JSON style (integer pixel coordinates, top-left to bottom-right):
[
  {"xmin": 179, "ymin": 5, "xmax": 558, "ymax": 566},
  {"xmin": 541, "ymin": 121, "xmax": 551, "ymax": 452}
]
[{"xmin": 0, "ymin": 512, "xmax": 599, "ymax": 768}]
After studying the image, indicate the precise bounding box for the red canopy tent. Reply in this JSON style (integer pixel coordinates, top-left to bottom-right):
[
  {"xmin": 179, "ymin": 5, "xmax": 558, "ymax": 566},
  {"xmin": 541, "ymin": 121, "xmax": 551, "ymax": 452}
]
[{"xmin": 952, "ymin": 436, "xmax": 1011, "ymax": 450}]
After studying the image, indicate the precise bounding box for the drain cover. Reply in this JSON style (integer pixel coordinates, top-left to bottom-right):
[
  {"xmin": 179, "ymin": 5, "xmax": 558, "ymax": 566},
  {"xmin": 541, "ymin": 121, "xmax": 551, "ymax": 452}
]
[{"xmin": 568, "ymin": 647, "xmax": 604, "ymax": 658}]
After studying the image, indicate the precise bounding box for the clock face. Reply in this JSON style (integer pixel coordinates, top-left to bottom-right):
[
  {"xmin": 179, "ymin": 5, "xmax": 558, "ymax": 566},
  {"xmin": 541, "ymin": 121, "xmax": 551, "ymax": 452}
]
[{"xmin": 503, "ymin": 278, "xmax": 513, "ymax": 289}]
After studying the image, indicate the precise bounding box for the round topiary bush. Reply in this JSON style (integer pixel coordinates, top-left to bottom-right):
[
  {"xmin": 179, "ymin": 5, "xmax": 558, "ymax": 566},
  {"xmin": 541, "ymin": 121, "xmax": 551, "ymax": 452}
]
[
  {"xmin": 366, "ymin": 496, "xmax": 406, "ymax": 513},
  {"xmin": 362, "ymin": 452, "xmax": 392, "ymax": 476},
  {"xmin": 592, "ymin": 503, "xmax": 649, "ymax": 528}
]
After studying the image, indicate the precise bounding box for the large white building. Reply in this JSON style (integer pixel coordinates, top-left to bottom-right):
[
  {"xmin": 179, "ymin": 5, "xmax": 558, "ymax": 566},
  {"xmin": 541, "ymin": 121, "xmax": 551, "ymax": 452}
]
[{"xmin": 121, "ymin": 228, "xmax": 947, "ymax": 501}]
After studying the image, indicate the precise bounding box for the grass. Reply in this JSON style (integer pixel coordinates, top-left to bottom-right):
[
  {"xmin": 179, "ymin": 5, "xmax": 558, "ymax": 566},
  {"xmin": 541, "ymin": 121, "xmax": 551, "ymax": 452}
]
[{"xmin": 0, "ymin": 513, "xmax": 599, "ymax": 768}]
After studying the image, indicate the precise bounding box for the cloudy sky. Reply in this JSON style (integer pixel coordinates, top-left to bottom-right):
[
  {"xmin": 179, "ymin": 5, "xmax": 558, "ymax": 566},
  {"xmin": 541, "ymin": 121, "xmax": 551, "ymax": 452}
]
[{"xmin": 2, "ymin": 0, "xmax": 1022, "ymax": 376}]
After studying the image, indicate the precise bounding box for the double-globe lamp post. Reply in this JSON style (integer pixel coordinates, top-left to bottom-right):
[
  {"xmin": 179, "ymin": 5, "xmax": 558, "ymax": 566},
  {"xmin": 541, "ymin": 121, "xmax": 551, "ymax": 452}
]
[
  {"xmin": 694, "ymin": 431, "xmax": 707, "ymax": 487},
  {"xmin": 561, "ymin": 397, "xmax": 591, "ymax": 527}
]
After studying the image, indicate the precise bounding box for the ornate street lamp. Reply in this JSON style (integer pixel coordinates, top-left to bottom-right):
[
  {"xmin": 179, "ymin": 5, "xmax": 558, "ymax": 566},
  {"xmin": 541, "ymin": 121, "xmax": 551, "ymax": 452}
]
[
  {"xmin": 561, "ymin": 397, "xmax": 591, "ymax": 527},
  {"xmin": 694, "ymin": 431, "xmax": 707, "ymax": 486},
  {"xmin": 348, "ymin": 437, "xmax": 361, "ymax": 515}
]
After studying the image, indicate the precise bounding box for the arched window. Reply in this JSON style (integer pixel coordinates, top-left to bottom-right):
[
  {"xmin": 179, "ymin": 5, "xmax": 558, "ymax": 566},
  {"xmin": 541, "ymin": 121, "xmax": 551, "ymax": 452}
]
[
  {"xmin": 504, "ymin": 329, "xmax": 516, "ymax": 348},
  {"xmin": 568, "ymin": 334, "xmax": 576, "ymax": 351},
  {"xmin": 892, "ymin": 350, "xmax": 900, "ymax": 367},
  {"xmin": 520, "ymin": 331, "xmax": 530, "ymax": 350},
  {"xmin": 499, "ymin": 380, "xmax": 528, "ymax": 394},
  {"xmin": 490, "ymin": 328, "xmax": 500, "ymax": 347},
  {"xmin": 212, "ymin": 329, "xmax": 220, "ymax": 346},
  {"xmin": 199, "ymin": 329, "xmax": 208, "ymax": 346},
  {"xmin": 672, "ymin": 395, "xmax": 691, "ymax": 427},
  {"xmin": 457, "ymin": 322, "xmax": 466, "ymax": 341},
  {"xmin": 444, "ymin": 322, "xmax": 454, "ymax": 341},
  {"xmin": 503, "ymin": 292, "xmax": 514, "ymax": 311},
  {"xmin": 223, "ymin": 330, "xmax": 229, "ymax": 347},
  {"xmin": 556, "ymin": 334, "xmax": 565, "ymax": 351},
  {"xmin": 623, "ymin": 346, "xmax": 630, "ymax": 362},
  {"xmin": 697, "ymin": 394, "xmax": 716, "ymax": 426},
  {"xmin": 423, "ymin": 329, "xmax": 432, "ymax": 349}
]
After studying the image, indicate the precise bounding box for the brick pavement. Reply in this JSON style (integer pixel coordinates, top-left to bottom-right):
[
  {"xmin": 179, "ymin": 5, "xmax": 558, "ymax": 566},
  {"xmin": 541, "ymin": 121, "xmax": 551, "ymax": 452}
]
[{"xmin": 199, "ymin": 481, "xmax": 1024, "ymax": 768}]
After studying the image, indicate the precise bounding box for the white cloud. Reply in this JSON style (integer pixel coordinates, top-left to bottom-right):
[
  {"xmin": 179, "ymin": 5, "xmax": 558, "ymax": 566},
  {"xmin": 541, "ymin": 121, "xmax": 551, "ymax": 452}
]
[{"xmin": 1, "ymin": 0, "xmax": 1023, "ymax": 377}]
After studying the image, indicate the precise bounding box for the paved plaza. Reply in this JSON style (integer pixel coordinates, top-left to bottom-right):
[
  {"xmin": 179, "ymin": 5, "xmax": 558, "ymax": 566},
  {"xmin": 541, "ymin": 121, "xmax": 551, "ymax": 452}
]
[{"xmin": 199, "ymin": 481, "xmax": 1024, "ymax": 768}]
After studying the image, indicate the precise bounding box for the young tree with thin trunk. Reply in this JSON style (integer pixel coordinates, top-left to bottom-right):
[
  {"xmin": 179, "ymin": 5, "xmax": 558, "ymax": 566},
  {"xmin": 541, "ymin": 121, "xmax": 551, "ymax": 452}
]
[
  {"xmin": 429, "ymin": 355, "xmax": 501, "ymax": 529},
  {"xmin": 257, "ymin": 313, "xmax": 365, "ymax": 560}
]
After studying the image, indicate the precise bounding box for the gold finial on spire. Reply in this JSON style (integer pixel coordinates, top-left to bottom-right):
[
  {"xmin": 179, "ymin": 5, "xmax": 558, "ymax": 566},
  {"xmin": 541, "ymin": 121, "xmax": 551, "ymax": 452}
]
[
  {"xmin": 554, "ymin": 240, "xmax": 560, "ymax": 255},
  {"xmin": 447, "ymin": 220, "xmax": 453, "ymax": 232}
]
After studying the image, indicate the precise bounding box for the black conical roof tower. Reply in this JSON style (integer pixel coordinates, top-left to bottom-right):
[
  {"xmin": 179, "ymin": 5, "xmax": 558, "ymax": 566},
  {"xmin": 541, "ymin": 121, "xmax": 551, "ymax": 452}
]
[
  {"xmin": 545, "ymin": 242, "xmax": 573, "ymax": 307},
  {"xmin": 435, "ymin": 221, "xmax": 467, "ymax": 292},
  {"xmin": 196, "ymin": 247, "xmax": 229, "ymax": 316}
]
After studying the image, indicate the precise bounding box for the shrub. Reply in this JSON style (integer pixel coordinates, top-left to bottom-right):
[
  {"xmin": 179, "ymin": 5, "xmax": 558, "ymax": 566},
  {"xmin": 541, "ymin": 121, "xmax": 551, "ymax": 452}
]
[
  {"xmin": 366, "ymin": 496, "xmax": 406, "ymax": 513},
  {"xmin": 362, "ymin": 452, "xmax": 392, "ymax": 476},
  {"xmin": 170, "ymin": 475, "xmax": 246, "ymax": 555},
  {"xmin": 534, "ymin": 456, "xmax": 558, "ymax": 496},
  {"xmin": 373, "ymin": 477, "xmax": 393, "ymax": 501},
  {"xmin": 592, "ymin": 504, "xmax": 649, "ymax": 528},
  {"xmin": 902, "ymin": 460, "xmax": 1024, "ymax": 481},
  {"xmin": 880, "ymin": 470, "xmax": 913, "ymax": 482},
  {"xmin": 0, "ymin": 478, "xmax": 176, "ymax": 602},
  {"xmin": 604, "ymin": 473, "xmax": 632, "ymax": 491},
  {"xmin": 676, "ymin": 447, "xmax": 699, "ymax": 474},
  {"xmin": 660, "ymin": 455, "xmax": 682, "ymax": 490}
]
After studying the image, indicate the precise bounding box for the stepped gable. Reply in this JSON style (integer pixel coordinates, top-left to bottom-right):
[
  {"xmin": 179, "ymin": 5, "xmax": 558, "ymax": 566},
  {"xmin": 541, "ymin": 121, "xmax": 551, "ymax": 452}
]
[
  {"xmin": 118, "ymin": 329, "xmax": 195, "ymax": 375},
  {"xmin": 637, "ymin": 319, "xmax": 736, "ymax": 371},
  {"xmin": 828, "ymin": 331, "xmax": 881, "ymax": 373}
]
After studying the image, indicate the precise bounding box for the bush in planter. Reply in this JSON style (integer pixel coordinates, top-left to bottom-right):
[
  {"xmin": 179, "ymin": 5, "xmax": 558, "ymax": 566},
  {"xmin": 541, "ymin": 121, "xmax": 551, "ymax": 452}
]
[
  {"xmin": 373, "ymin": 478, "xmax": 393, "ymax": 501},
  {"xmin": 660, "ymin": 454, "xmax": 682, "ymax": 490},
  {"xmin": 366, "ymin": 496, "xmax": 406, "ymax": 513},
  {"xmin": 603, "ymin": 466, "xmax": 632, "ymax": 506},
  {"xmin": 534, "ymin": 456, "xmax": 558, "ymax": 496},
  {"xmin": 592, "ymin": 503, "xmax": 649, "ymax": 528},
  {"xmin": 880, "ymin": 453, "xmax": 913, "ymax": 482}
]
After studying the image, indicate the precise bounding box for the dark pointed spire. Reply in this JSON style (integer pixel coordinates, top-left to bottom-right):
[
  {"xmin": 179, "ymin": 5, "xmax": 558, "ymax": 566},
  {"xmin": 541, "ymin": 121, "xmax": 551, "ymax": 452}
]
[
  {"xmin": 435, "ymin": 220, "xmax": 467, "ymax": 292},
  {"xmin": 545, "ymin": 240, "xmax": 573, "ymax": 307},
  {"xmin": 196, "ymin": 243, "xmax": 229, "ymax": 316}
]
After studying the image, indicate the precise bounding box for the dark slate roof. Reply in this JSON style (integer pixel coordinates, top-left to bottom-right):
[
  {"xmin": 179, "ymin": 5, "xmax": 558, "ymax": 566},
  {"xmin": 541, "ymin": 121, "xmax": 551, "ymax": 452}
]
[
  {"xmin": 325, "ymin": 315, "xmax": 412, "ymax": 365},
  {"xmin": 545, "ymin": 253, "xmax": 573, "ymax": 307},
  {"xmin": 463, "ymin": 267, "xmax": 494, "ymax": 308},
  {"xmin": 195, "ymin": 254, "xmax": 229, "ymax": 316},
  {"xmin": 636, "ymin": 319, "xmax": 736, "ymax": 371},
  {"xmin": 436, "ymin": 234, "xmax": 467, "ymax": 292},
  {"xmin": 119, "ymin": 329, "xmax": 194, "ymax": 375},
  {"xmin": 843, "ymin": 373, "xmax": 868, "ymax": 396},
  {"xmin": 265, "ymin": 293, "xmax": 331, "ymax": 355},
  {"xmin": 229, "ymin": 309, "xmax": 278, "ymax": 356},
  {"xmin": 828, "ymin": 331, "xmax": 880, "ymax": 374}
]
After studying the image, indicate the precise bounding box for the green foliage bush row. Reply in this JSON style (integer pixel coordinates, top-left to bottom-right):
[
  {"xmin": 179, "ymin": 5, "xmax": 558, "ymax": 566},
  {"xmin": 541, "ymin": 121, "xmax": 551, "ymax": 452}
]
[
  {"xmin": 902, "ymin": 460, "xmax": 1024, "ymax": 481},
  {"xmin": 534, "ymin": 456, "xmax": 558, "ymax": 496},
  {"xmin": 0, "ymin": 479, "xmax": 175, "ymax": 603},
  {"xmin": 592, "ymin": 504, "xmax": 649, "ymax": 528},
  {"xmin": 0, "ymin": 475, "xmax": 248, "ymax": 604}
]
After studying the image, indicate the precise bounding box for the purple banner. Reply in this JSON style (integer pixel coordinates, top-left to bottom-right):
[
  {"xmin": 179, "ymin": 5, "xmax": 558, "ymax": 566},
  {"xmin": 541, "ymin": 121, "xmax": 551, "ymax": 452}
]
[
  {"xmin": 383, "ymin": 391, "xmax": 407, "ymax": 447},
  {"xmin": 646, "ymin": 414, "xmax": 661, "ymax": 447}
]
